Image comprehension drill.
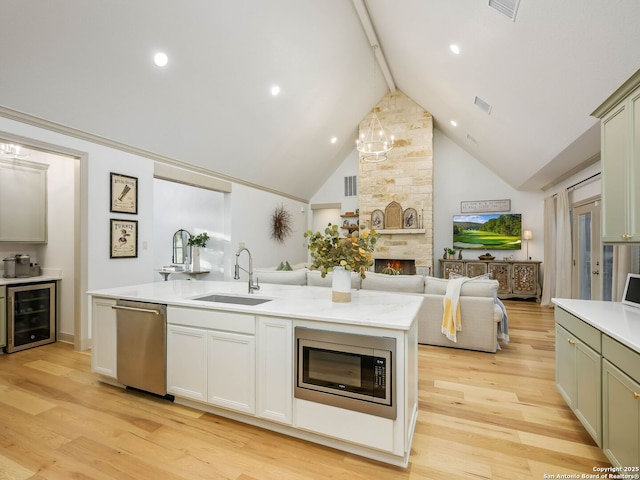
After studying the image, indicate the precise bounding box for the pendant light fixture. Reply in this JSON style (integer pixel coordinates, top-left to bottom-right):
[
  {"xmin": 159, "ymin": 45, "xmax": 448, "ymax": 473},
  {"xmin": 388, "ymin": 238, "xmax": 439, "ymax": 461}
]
[{"xmin": 357, "ymin": 45, "xmax": 394, "ymax": 163}]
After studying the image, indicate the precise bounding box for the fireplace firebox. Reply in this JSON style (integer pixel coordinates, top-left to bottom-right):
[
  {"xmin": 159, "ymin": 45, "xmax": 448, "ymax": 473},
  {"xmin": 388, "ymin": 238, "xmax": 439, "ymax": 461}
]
[{"xmin": 374, "ymin": 259, "xmax": 416, "ymax": 275}]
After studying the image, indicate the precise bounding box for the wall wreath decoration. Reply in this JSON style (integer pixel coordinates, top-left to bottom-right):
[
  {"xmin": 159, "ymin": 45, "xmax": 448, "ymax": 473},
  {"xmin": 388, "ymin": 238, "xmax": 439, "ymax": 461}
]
[{"xmin": 271, "ymin": 204, "xmax": 293, "ymax": 243}]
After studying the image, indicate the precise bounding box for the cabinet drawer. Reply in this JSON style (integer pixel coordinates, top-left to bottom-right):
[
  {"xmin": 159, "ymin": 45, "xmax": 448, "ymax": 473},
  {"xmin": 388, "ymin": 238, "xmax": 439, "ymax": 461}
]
[
  {"xmin": 603, "ymin": 335, "xmax": 640, "ymax": 383},
  {"xmin": 555, "ymin": 307, "xmax": 601, "ymax": 353},
  {"xmin": 167, "ymin": 306, "xmax": 255, "ymax": 334}
]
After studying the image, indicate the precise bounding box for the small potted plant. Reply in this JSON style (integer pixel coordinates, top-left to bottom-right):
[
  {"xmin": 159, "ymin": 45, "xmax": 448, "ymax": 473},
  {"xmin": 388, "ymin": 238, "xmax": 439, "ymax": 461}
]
[
  {"xmin": 304, "ymin": 223, "xmax": 379, "ymax": 302},
  {"xmin": 187, "ymin": 232, "xmax": 209, "ymax": 271},
  {"xmin": 447, "ymin": 247, "xmax": 456, "ymax": 259}
]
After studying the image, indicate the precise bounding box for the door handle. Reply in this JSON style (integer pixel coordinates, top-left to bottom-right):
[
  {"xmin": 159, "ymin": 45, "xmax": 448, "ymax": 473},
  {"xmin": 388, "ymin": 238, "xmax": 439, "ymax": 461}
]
[
  {"xmin": 592, "ymin": 271, "xmax": 600, "ymax": 275},
  {"xmin": 112, "ymin": 305, "xmax": 160, "ymax": 315}
]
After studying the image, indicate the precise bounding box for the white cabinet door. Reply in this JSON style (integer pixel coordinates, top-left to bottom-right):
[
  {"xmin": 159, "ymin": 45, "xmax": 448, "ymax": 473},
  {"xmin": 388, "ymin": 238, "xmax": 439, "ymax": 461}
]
[
  {"xmin": 91, "ymin": 297, "xmax": 117, "ymax": 378},
  {"xmin": 0, "ymin": 159, "xmax": 48, "ymax": 243},
  {"xmin": 167, "ymin": 325, "xmax": 207, "ymax": 401},
  {"xmin": 603, "ymin": 359, "xmax": 640, "ymax": 468},
  {"xmin": 257, "ymin": 317, "xmax": 292, "ymax": 424},
  {"xmin": 207, "ymin": 330, "xmax": 256, "ymax": 414}
]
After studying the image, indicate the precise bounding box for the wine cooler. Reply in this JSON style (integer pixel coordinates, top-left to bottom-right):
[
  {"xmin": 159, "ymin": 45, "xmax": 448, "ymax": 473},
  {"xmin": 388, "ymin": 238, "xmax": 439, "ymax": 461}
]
[{"xmin": 7, "ymin": 282, "xmax": 56, "ymax": 353}]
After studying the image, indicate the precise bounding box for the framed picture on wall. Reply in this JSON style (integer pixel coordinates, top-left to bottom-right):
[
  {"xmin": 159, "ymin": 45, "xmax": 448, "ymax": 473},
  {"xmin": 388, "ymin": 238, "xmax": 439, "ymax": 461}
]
[
  {"xmin": 110, "ymin": 172, "xmax": 138, "ymax": 214},
  {"xmin": 110, "ymin": 219, "xmax": 138, "ymax": 258}
]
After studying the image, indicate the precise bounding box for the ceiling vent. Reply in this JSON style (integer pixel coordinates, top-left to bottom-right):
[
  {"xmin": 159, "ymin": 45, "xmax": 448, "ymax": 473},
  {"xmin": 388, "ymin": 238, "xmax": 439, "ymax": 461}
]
[
  {"xmin": 488, "ymin": 0, "xmax": 520, "ymax": 21},
  {"xmin": 474, "ymin": 96, "xmax": 493, "ymax": 115}
]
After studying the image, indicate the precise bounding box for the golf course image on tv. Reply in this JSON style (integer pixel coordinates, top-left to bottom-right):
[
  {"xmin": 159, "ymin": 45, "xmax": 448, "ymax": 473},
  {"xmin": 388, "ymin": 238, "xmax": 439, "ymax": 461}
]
[{"xmin": 453, "ymin": 214, "xmax": 522, "ymax": 250}]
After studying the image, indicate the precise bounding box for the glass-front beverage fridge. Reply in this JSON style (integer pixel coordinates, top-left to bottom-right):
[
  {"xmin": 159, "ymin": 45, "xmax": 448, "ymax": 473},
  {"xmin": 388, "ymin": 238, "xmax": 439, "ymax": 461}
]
[{"xmin": 6, "ymin": 282, "xmax": 56, "ymax": 353}]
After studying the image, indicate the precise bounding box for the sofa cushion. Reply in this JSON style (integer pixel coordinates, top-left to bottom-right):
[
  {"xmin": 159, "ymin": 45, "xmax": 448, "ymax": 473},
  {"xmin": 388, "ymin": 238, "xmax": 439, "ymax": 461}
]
[
  {"xmin": 360, "ymin": 272, "xmax": 425, "ymax": 293},
  {"xmin": 306, "ymin": 269, "xmax": 361, "ymax": 289},
  {"xmin": 424, "ymin": 276, "xmax": 498, "ymax": 298},
  {"xmin": 254, "ymin": 268, "xmax": 308, "ymax": 285}
]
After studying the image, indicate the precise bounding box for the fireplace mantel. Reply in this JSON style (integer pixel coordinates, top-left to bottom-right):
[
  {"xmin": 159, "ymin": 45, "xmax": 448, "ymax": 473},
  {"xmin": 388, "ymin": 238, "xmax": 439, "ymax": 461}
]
[{"xmin": 377, "ymin": 229, "xmax": 426, "ymax": 235}]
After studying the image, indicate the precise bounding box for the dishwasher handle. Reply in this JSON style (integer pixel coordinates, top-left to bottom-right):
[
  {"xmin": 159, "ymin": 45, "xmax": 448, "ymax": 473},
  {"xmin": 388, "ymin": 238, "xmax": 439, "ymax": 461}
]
[{"xmin": 112, "ymin": 305, "xmax": 161, "ymax": 315}]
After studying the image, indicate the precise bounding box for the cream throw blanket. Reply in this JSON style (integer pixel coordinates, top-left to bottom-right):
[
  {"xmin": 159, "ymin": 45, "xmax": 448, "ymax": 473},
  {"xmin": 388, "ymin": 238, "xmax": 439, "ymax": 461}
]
[{"xmin": 441, "ymin": 276, "xmax": 469, "ymax": 342}]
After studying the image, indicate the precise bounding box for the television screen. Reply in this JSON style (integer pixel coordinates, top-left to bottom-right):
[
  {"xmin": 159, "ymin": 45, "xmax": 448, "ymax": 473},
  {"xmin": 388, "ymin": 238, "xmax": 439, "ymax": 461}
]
[{"xmin": 453, "ymin": 213, "xmax": 522, "ymax": 250}]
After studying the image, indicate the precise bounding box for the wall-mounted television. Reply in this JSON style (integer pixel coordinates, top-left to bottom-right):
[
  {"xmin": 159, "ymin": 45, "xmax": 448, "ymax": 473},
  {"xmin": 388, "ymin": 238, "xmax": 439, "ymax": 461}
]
[{"xmin": 453, "ymin": 213, "xmax": 522, "ymax": 250}]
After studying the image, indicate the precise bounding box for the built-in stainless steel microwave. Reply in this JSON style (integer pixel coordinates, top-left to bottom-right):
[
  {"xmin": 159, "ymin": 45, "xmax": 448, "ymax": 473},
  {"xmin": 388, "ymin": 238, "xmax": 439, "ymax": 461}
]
[{"xmin": 294, "ymin": 327, "xmax": 396, "ymax": 419}]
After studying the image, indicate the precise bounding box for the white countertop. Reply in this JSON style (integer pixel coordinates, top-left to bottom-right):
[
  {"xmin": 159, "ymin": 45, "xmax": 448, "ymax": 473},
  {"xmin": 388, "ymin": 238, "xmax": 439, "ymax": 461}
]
[
  {"xmin": 552, "ymin": 298, "xmax": 640, "ymax": 353},
  {"xmin": 88, "ymin": 280, "xmax": 424, "ymax": 331},
  {"xmin": 0, "ymin": 268, "xmax": 62, "ymax": 286}
]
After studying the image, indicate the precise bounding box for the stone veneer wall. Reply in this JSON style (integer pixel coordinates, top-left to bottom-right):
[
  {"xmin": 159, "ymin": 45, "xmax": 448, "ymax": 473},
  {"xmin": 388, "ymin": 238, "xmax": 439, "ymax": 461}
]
[{"xmin": 358, "ymin": 90, "xmax": 434, "ymax": 275}]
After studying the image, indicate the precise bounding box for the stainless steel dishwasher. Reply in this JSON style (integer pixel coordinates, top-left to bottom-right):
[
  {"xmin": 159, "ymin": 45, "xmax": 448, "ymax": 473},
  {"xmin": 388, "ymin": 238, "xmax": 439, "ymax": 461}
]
[{"xmin": 114, "ymin": 300, "xmax": 168, "ymax": 396}]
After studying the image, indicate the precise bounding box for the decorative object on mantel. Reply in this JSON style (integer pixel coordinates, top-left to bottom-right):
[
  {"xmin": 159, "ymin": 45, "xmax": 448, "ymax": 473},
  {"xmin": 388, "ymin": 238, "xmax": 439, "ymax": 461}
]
[
  {"xmin": 271, "ymin": 204, "xmax": 293, "ymax": 243},
  {"xmin": 478, "ymin": 253, "xmax": 495, "ymax": 260},
  {"xmin": 385, "ymin": 201, "xmax": 403, "ymax": 229},
  {"xmin": 304, "ymin": 223, "xmax": 379, "ymax": 302},
  {"xmin": 403, "ymin": 208, "xmax": 418, "ymax": 229},
  {"xmin": 356, "ymin": 45, "xmax": 394, "ymax": 163},
  {"xmin": 371, "ymin": 209, "xmax": 384, "ymax": 230},
  {"xmin": 188, "ymin": 232, "xmax": 209, "ymax": 272},
  {"xmin": 460, "ymin": 199, "xmax": 511, "ymax": 214}
]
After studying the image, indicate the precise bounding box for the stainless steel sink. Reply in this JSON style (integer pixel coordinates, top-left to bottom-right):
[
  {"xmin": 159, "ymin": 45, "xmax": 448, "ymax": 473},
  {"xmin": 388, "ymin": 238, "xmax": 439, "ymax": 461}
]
[{"xmin": 193, "ymin": 294, "xmax": 272, "ymax": 306}]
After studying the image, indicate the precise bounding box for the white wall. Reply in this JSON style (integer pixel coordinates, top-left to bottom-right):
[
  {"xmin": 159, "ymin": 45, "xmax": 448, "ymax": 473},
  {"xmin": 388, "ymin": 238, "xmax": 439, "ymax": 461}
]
[
  {"xmin": 0, "ymin": 115, "xmax": 310, "ymax": 348},
  {"xmin": 433, "ymin": 129, "xmax": 545, "ymax": 274},
  {"xmin": 310, "ymin": 149, "xmax": 359, "ymax": 223},
  {"xmin": 153, "ymin": 178, "xmax": 226, "ymax": 280}
]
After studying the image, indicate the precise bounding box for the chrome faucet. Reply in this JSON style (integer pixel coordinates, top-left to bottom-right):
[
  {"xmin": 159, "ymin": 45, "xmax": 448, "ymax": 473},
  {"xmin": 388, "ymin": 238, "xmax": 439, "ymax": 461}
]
[{"xmin": 234, "ymin": 247, "xmax": 260, "ymax": 294}]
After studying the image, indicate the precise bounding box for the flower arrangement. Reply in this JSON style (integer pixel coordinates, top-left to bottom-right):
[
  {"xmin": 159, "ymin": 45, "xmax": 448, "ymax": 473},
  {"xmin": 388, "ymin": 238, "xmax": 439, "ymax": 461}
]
[
  {"xmin": 304, "ymin": 223, "xmax": 379, "ymax": 279},
  {"xmin": 187, "ymin": 232, "xmax": 209, "ymax": 248}
]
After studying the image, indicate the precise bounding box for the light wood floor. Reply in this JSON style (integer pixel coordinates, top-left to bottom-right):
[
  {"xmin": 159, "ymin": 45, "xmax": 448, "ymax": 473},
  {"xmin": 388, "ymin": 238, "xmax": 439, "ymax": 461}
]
[{"xmin": 0, "ymin": 301, "xmax": 609, "ymax": 479}]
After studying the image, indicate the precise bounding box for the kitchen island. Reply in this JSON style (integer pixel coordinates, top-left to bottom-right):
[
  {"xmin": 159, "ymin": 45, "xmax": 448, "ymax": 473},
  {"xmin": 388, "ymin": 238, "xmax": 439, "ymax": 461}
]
[
  {"xmin": 553, "ymin": 298, "xmax": 640, "ymax": 468},
  {"xmin": 88, "ymin": 280, "xmax": 424, "ymax": 467}
]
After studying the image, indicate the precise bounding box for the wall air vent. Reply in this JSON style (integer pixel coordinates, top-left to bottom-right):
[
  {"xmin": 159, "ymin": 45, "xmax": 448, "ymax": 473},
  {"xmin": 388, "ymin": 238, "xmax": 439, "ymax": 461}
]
[
  {"xmin": 344, "ymin": 175, "xmax": 357, "ymax": 197},
  {"xmin": 474, "ymin": 96, "xmax": 493, "ymax": 115},
  {"xmin": 488, "ymin": 0, "xmax": 520, "ymax": 21}
]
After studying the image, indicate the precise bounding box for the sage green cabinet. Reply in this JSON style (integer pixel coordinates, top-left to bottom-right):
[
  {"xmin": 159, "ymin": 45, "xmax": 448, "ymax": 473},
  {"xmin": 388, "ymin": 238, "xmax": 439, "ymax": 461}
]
[
  {"xmin": 0, "ymin": 286, "xmax": 5, "ymax": 349},
  {"xmin": 593, "ymin": 73, "xmax": 640, "ymax": 243},
  {"xmin": 555, "ymin": 323, "xmax": 602, "ymax": 446},
  {"xmin": 602, "ymin": 335, "xmax": 640, "ymax": 468}
]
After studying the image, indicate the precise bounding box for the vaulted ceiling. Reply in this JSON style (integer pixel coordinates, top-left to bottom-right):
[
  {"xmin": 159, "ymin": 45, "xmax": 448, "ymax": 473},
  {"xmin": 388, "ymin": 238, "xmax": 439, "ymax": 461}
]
[{"xmin": 1, "ymin": 0, "xmax": 639, "ymax": 200}]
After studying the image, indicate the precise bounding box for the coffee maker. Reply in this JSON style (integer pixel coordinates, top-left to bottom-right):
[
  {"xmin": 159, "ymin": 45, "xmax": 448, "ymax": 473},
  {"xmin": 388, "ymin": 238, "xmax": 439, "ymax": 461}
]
[{"xmin": 3, "ymin": 254, "xmax": 31, "ymax": 278}]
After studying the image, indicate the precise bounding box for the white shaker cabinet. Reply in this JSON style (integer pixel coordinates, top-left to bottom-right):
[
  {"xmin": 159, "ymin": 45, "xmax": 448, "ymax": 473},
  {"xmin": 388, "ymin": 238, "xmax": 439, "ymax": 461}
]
[
  {"xmin": 593, "ymin": 72, "xmax": 640, "ymax": 243},
  {"xmin": 167, "ymin": 324, "xmax": 208, "ymax": 402},
  {"xmin": 91, "ymin": 297, "xmax": 118, "ymax": 379},
  {"xmin": 257, "ymin": 316, "xmax": 292, "ymax": 425},
  {"xmin": 207, "ymin": 330, "xmax": 255, "ymax": 414},
  {"xmin": 0, "ymin": 159, "xmax": 48, "ymax": 243}
]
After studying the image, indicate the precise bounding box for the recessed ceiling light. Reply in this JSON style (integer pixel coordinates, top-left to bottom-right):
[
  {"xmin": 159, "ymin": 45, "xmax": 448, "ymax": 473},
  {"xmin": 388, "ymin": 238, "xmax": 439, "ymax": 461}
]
[
  {"xmin": 154, "ymin": 52, "xmax": 168, "ymax": 67},
  {"xmin": 330, "ymin": 137, "xmax": 337, "ymax": 144},
  {"xmin": 450, "ymin": 44, "xmax": 460, "ymax": 55},
  {"xmin": 450, "ymin": 120, "xmax": 458, "ymax": 127},
  {"xmin": 271, "ymin": 85, "xmax": 281, "ymax": 96}
]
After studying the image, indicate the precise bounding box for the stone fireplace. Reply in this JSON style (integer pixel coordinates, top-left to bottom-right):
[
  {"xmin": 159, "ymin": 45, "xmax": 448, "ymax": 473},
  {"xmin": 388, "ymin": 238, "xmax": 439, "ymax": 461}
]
[{"xmin": 358, "ymin": 90, "xmax": 434, "ymax": 275}]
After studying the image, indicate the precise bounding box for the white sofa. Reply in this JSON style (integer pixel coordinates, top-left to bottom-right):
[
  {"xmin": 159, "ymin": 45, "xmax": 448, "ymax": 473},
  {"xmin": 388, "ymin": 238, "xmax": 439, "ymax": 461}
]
[{"xmin": 254, "ymin": 267, "xmax": 507, "ymax": 353}]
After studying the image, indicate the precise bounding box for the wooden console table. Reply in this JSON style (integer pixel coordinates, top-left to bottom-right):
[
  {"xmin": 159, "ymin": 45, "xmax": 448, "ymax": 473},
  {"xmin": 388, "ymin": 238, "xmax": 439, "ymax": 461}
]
[{"xmin": 438, "ymin": 259, "xmax": 541, "ymax": 301}]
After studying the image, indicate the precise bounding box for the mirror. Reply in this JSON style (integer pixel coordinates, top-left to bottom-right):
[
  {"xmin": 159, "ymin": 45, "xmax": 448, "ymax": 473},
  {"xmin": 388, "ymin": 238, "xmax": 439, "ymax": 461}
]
[{"xmin": 172, "ymin": 229, "xmax": 191, "ymax": 264}]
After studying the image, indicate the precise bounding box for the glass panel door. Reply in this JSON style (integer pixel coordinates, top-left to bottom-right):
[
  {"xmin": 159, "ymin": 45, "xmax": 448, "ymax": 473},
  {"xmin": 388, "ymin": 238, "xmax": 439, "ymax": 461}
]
[{"xmin": 572, "ymin": 199, "xmax": 612, "ymax": 300}]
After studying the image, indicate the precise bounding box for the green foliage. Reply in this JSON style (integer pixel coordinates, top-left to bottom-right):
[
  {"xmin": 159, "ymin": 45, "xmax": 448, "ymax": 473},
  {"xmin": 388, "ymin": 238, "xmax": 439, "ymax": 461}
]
[
  {"xmin": 479, "ymin": 214, "xmax": 521, "ymax": 236},
  {"xmin": 187, "ymin": 232, "xmax": 209, "ymax": 248},
  {"xmin": 304, "ymin": 223, "xmax": 379, "ymax": 279}
]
